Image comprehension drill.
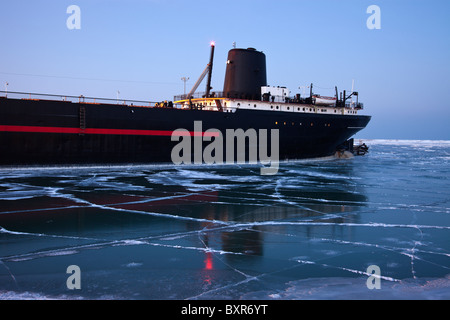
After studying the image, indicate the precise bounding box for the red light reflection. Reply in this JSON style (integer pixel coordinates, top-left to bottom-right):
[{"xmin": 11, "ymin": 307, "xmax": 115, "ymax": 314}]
[{"xmin": 204, "ymin": 251, "xmax": 213, "ymax": 270}]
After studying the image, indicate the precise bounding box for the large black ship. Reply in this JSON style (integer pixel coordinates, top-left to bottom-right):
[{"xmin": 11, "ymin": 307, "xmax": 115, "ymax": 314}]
[{"xmin": 0, "ymin": 44, "xmax": 370, "ymax": 167}]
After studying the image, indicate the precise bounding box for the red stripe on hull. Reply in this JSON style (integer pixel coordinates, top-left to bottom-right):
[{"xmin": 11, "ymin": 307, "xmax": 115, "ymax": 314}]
[{"xmin": 0, "ymin": 125, "xmax": 219, "ymax": 137}]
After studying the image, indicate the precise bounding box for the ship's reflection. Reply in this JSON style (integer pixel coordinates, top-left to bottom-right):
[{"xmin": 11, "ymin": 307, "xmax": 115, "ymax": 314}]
[
  {"xmin": 193, "ymin": 191, "xmax": 366, "ymax": 265},
  {"xmin": 0, "ymin": 163, "xmax": 368, "ymax": 277}
]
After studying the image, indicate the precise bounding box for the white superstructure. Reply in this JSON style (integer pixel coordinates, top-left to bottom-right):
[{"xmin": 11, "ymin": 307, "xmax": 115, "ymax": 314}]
[{"xmin": 174, "ymin": 85, "xmax": 362, "ymax": 116}]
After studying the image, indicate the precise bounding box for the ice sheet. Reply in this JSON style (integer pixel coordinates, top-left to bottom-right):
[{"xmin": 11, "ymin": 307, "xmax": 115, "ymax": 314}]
[{"xmin": 0, "ymin": 140, "xmax": 449, "ymax": 299}]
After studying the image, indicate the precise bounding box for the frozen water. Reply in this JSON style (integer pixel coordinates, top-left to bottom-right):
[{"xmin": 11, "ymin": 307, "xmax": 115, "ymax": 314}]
[{"xmin": 0, "ymin": 140, "xmax": 449, "ymax": 300}]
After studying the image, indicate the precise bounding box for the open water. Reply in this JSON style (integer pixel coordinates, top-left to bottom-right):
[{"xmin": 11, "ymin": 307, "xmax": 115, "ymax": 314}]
[{"xmin": 0, "ymin": 139, "xmax": 449, "ymax": 300}]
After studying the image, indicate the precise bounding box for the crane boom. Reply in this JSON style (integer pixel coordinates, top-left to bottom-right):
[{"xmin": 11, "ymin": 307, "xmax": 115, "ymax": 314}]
[
  {"xmin": 186, "ymin": 42, "xmax": 215, "ymax": 99},
  {"xmin": 187, "ymin": 65, "xmax": 210, "ymax": 98}
]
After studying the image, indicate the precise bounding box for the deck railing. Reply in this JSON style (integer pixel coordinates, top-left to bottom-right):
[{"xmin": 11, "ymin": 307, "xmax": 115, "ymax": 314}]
[
  {"xmin": 1, "ymin": 90, "xmax": 364, "ymax": 110},
  {"xmin": 174, "ymin": 91, "xmax": 225, "ymax": 101},
  {"xmin": 0, "ymin": 90, "xmax": 159, "ymax": 107}
]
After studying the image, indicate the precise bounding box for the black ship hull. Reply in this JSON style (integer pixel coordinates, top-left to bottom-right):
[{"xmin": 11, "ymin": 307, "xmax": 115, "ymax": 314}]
[{"xmin": 0, "ymin": 97, "xmax": 370, "ymax": 166}]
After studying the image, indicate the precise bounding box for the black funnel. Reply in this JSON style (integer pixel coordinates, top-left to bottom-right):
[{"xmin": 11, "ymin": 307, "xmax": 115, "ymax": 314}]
[{"xmin": 223, "ymin": 48, "xmax": 267, "ymax": 100}]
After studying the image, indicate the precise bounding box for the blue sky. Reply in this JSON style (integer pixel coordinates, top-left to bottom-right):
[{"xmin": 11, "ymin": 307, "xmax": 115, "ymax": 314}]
[{"xmin": 1, "ymin": 0, "xmax": 449, "ymax": 139}]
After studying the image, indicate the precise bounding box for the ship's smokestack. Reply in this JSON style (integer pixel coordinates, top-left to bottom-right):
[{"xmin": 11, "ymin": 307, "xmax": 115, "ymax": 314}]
[{"xmin": 223, "ymin": 48, "xmax": 267, "ymax": 100}]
